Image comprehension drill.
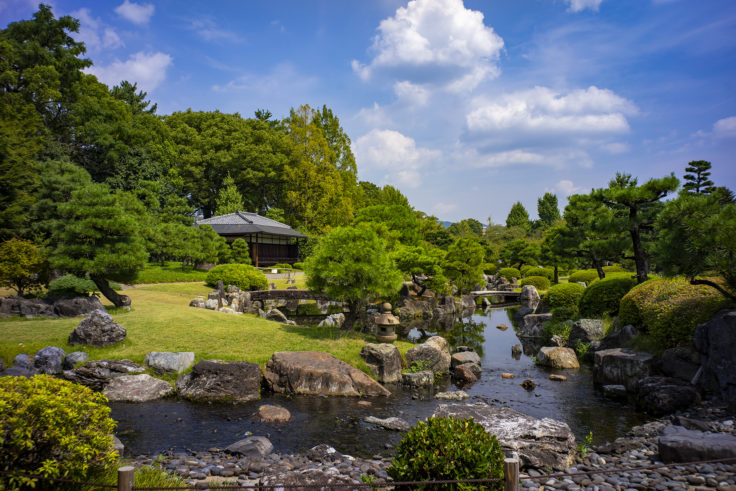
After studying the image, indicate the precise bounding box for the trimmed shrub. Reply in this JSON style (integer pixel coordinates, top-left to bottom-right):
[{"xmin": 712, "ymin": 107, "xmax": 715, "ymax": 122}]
[
  {"xmin": 484, "ymin": 263, "xmax": 498, "ymax": 275},
  {"xmin": 229, "ymin": 238, "xmax": 251, "ymax": 265},
  {"xmin": 579, "ymin": 273, "xmax": 637, "ymax": 317},
  {"xmin": 0, "ymin": 376, "xmax": 117, "ymax": 489},
  {"xmin": 520, "ymin": 275, "xmax": 550, "ymax": 291},
  {"xmin": 47, "ymin": 274, "xmax": 97, "ymax": 297},
  {"xmin": 568, "ymin": 269, "xmax": 600, "ymax": 285},
  {"xmin": 519, "ymin": 264, "xmax": 535, "ymax": 277},
  {"xmin": 602, "ymin": 264, "xmax": 627, "ymax": 274},
  {"xmin": 498, "ymin": 267, "xmax": 521, "ymax": 281},
  {"xmin": 619, "ymin": 277, "xmax": 734, "ymax": 348},
  {"xmin": 523, "ymin": 266, "xmax": 554, "ymax": 280},
  {"xmin": 545, "ymin": 282, "xmax": 585, "ymax": 319},
  {"xmin": 205, "ymin": 264, "xmax": 268, "ymax": 291},
  {"xmin": 292, "ymin": 262, "xmax": 304, "ymax": 270},
  {"xmin": 273, "ymin": 263, "xmax": 291, "ymax": 270},
  {"xmin": 388, "ymin": 417, "xmax": 504, "ymax": 490}
]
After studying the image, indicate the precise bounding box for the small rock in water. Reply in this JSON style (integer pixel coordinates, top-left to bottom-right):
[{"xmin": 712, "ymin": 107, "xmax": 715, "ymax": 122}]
[
  {"xmin": 256, "ymin": 405, "xmax": 291, "ymax": 423},
  {"xmin": 354, "ymin": 400, "xmax": 372, "ymax": 408},
  {"xmin": 502, "ymin": 372, "xmax": 515, "ymax": 379},
  {"xmin": 549, "ymin": 374, "xmax": 567, "ymax": 382},
  {"xmin": 435, "ymin": 390, "xmax": 469, "ymax": 401},
  {"xmin": 496, "ymin": 324, "xmax": 509, "ymax": 331},
  {"xmin": 364, "ymin": 416, "xmax": 410, "ymax": 431},
  {"xmin": 511, "ymin": 344, "xmax": 522, "ymax": 356},
  {"xmin": 520, "ymin": 379, "xmax": 536, "ymax": 391}
]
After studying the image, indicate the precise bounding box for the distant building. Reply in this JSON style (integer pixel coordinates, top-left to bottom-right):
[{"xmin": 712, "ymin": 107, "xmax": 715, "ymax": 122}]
[{"xmin": 196, "ymin": 211, "xmax": 306, "ymax": 266}]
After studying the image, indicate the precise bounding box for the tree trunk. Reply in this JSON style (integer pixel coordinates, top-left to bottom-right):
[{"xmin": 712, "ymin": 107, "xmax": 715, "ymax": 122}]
[
  {"xmin": 341, "ymin": 299, "xmax": 364, "ymax": 331},
  {"xmin": 629, "ymin": 226, "xmax": 649, "ymax": 284},
  {"xmin": 553, "ymin": 264, "xmax": 559, "ymax": 284},
  {"xmin": 592, "ymin": 256, "xmax": 606, "ymax": 280},
  {"xmin": 90, "ymin": 275, "xmax": 131, "ymax": 308}
]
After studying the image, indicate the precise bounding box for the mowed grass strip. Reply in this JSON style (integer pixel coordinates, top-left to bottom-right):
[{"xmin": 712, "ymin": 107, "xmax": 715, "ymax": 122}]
[{"xmin": 0, "ymin": 282, "xmax": 412, "ymax": 375}]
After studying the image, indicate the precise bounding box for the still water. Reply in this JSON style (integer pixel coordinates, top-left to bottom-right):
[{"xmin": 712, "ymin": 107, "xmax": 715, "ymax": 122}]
[{"xmin": 110, "ymin": 308, "xmax": 649, "ymax": 457}]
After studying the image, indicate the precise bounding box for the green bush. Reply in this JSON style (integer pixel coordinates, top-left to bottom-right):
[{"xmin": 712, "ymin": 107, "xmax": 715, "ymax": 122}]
[
  {"xmin": 229, "ymin": 238, "xmax": 251, "ymax": 265},
  {"xmin": 135, "ymin": 262, "xmax": 208, "ymax": 284},
  {"xmin": 0, "ymin": 376, "xmax": 118, "ymax": 489},
  {"xmin": 205, "ymin": 264, "xmax": 268, "ymax": 291},
  {"xmin": 47, "ymin": 274, "xmax": 97, "ymax": 297},
  {"xmin": 579, "ymin": 273, "xmax": 637, "ymax": 317},
  {"xmin": 545, "ymin": 283, "xmax": 585, "ymax": 319},
  {"xmin": 519, "ymin": 264, "xmax": 535, "ymax": 277},
  {"xmin": 388, "ymin": 417, "xmax": 504, "ymax": 490},
  {"xmin": 523, "ymin": 266, "xmax": 553, "ymax": 280},
  {"xmin": 292, "ymin": 262, "xmax": 304, "ymax": 270},
  {"xmin": 484, "ymin": 263, "xmax": 498, "ymax": 275},
  {"xmin": 273, "ymin": 263, "xmax": 291, "ymax": 270},
  {"xmin": 543, "ymin": 319, "xmax": 573, "ymax": 343},
  {"xmin": 520, "ymin": 275, "xmax": 550, "ymax": 291},
  {"xmin": 619, "ymin": 277, "xmax": 734, "ymax": 348},
  {"xmin": 498, "ymin": 267, "xmax": 521, "ymax": 281},
  {"xmin": 602, "ymin": 264, "xmax": 627, "ymax": 273},
  {"xmin": 568, "ymin": 269, "xmax": 600, "ymax": 285}
]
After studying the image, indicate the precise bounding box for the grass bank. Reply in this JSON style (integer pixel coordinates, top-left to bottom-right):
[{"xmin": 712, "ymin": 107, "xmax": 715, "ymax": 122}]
[{"xmin": 0, "ymin": 282, "xmax": 413, "ymax": 375}]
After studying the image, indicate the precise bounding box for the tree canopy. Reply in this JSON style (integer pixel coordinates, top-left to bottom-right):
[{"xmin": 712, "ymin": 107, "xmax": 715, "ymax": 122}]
[{"xmin": 505, "ymin": 201, "xmax": 531, "ymax": 231}]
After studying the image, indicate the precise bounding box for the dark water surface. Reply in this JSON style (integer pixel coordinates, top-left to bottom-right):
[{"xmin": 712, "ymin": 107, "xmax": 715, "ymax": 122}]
[{"xmin": 110, "ymin": 308, "xmax": 649, "ymax": 457}]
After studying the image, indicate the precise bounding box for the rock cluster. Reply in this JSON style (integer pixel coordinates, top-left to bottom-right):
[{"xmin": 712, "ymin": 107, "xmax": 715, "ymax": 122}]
[
  {"xmin": 360, "ymin": 343, "xmax": 401, "ymax": 384},
  {"xmin": 68, "ymin": 309, "xmax": 126, "ymax": 347},
  {"xmin": 0, "ymin": 295, "xmax": 104, "ymax": 318}
]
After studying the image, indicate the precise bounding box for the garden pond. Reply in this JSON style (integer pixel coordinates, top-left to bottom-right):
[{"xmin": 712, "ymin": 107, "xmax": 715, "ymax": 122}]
[{"xmin": 110, "ymin": 307, "xmax": 650, "ymax": 458}]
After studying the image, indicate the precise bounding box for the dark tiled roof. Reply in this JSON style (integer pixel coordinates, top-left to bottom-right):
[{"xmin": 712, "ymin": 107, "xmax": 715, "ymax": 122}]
[{"xmin": 196, "ymin": 211, "xmax": 306, "ymax": 238}]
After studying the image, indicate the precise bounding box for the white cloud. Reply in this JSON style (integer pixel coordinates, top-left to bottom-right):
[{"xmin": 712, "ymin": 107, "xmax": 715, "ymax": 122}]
[
  {"xmin": 115, "ymin": 0, "xmax": 154, "ymax": 25},
  {"xmin": 352, "ymin": 0, "xmax": 503, "ymax": 91},
  {"xmin": 190, "ymin": 19, "xmax": 242, "ymax": 43},
  {"xmin": 353, "ymin": 129, "xmax": 440, "ymax": 188},
  {"xmin": 432, "ymin": 202, "xmax": 458, "ymax": 215},
  {"xmin": 713, "ymin": 116, "xmax": 736, "ymax": 138},
  {"xmin": 556, "ymin": 180, "xmax": 582, "ymax": 196},
  {"xmin": 394, "ymin": 81, "xmax": 430, "ymax": 106},
  {"xmin": 86, "ymin": 52, "xmax": 172, "ymax": 93},
  {"xmin": 470, "ymin": 149, "xmax": 546, "ymax": 168},
  {"xmin": 459, "ymin": 147, "xmax": 593, "ymax": 169},
  {"xmin": 566, "ymin": 0, "xmax": 604, "ymax": 12},
  {"xmin": 72, "ymin": 8, "xmax": 123, "ymax": 53}
]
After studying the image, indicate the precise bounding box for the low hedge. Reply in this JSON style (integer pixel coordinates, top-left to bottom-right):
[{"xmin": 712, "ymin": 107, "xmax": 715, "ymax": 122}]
[
  {"xmin": 546, "ymin": 282, "xmax": 585, "ymax": 311},
  {"xmin": 498, "ymin": 267, "xmax": 521, "ymax": 281},
  {"xmin": 523, "ymin": 267, "xmax": 554, "ymax": 280},
  {"xmin": 568, "ymin": 269, "xmax": 600, "ymax": 285},
  {"xmin": 520, "ymin": 275, "xmax": 550, "ymax": 291},
  {"xmin": 292, "ymin": 262, "xmax": 304, "ymax": 270},
  {"xmin": 205, "ymin": 264, "xmax": 268, "ymax": 291},
  {"xmin": 619, "ymin": 277, "xmax": 734, "ymax": 348},
  {"xmin": 579, "ymin": 273, "xmax": 638, "ymax": 317}
]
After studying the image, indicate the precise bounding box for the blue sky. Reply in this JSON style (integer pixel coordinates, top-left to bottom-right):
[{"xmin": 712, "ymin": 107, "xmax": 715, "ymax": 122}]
[{"xmin": 3, "ymin": 0, "xmax": 735, "ymax": 223}]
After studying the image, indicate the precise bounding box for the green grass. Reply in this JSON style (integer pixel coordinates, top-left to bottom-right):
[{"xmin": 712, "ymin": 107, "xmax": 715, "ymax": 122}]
[
  {"xmin": 270, "ymin": 274, "xmax": 308, "ymax": 289},
  {"xmin": 0, "ymin": 282, "xmax": 412, "ymax": 376},
  {"xmin": 133, "ymin": 262, "xmax": 209, "ymax": 284}
]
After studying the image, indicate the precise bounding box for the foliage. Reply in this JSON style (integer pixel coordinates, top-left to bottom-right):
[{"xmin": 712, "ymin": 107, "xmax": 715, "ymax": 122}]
[
  {"xmin": 205, "ymin": 263, "xmax": 267, "ymax": 291},
  {"xmin": 0, "ymin": 238, "xmax": 47, "ymax": 295},
  {"xmin": 578, "ymin": 431, "xmax": 594, "ymax": 457},
  {"xmin": 545, "ymin": 283, "xmax": 585, "ymax": 316},
  {"xmin": 602, "ymin": 264, "xmax": 627, "ymax": 273},
  {"xmin": 403, "ymin": 359, "xmax": 432, "ymax": 373},
  {"xmin": 497, "ymin": 267, "xmax": 521, "ymax": 281},
  {"xmin": 568, "ymin": 269, "xmax": 600, "ymax": 285},
  {"xmin": 520, "ymin": 275, "xmax": 550, "ymax": 291},
  {"xmin": 543, "ymin": 320, "xmax": 573, "ymax": 343},
  {"xmin": 0, "ymin": 375, "xmax": 117, "ymax": 489},
  {"xmin": 229, "ymin": 238, "xmax": 251, "ymax": 265},
  {"xmin": 522, "ymin": 266, "xmax": 553, "ymax": 280},
  {"xmin": 575, "ymin": 340, "xmax": 592, "ymax": 362},
  {"xmin": 292, "ymin": 262, "xmax": 304, "ymax": 270},
  {"xmin": 442, "ymin": 238, "xmax": 486, "ymax": 295},
  {"xmin": 682, "ymin": 160, "xmax": 715, "ymax": 195},
  {"xmin": 305, "ymin": 224, "xmax": 402, "ymax": 329},
  {"xmin": 392, "ymin": 244, "xmax": 448, "ymax": 295},
  {"xmin": 47, "ymin": 274, "xmax": 97, "ymax": 297},
  {"xmin": 388, "ymin": 417, "xmax": 504, "ymax": 490},
  {"xmin": 416, "ymin": 212, "xmax": 454, "ymax": 249},
  {"xmin": 133, "ymin": 262, "xmax": 208, "ymax": 284},
  {"xmin": 506, "ymin": 201, "xmax": 531, "ymax": 231},
  {"xmin": 353, "ymin": 204, "xmax": 420, "ymax": 245},
  {"xmin": 447, "ymin": 218, "xmax": 484, "ymax": 237},
  {"xmin": 619, "ymin": 277, "xmax": 734, "ymax": 348},
  {"xmin": 537, "ymin": 192, "xmax": 561, "ymax": 228},
  {"xmin": 273, "ymin": 263, "xmax": 292, "ymax": 270},
  {"xmin": 214, "ymin": 173, "xmax": 245, "ymax": 215},
  {"xmin": 499, "ymin": 239, "xmax": 540, "ymax": 270},
  {"xmin": 579, "ymin": 273, "xmax": 638, "ymax": 317},
  {"xmin": 484, "ymin": 263, "xmax": 498, "ymax": 275}
]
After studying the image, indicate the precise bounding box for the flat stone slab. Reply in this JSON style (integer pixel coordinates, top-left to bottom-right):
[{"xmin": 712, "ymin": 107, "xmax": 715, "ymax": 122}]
[
  {"xmin": 364, "ymin": 416, "xmax": 410, "ymax": 431},
  {"xmin": 177, "ymin": 360, "xmax": 261, "ymax": 402},
  {"xmin": 594, "ymin": 348, "xmax": 654, "ymax": 391},
  {"xmin": 433, "ymin": 402, "xmax": 576, "ymax": 471},
  {"xmin": 659, "ymin": 425, "xmax": 736, "ymax": 463},
  {"xmin": 103, "ymin": 374, "xmax": 174, "ymax": 402},
  {"xmin": 144, "ymin": 351, "xmax": 195, "ymax": 374},
  {"xmin": 435, "ymin": 390, "xmax": 470, "ymax": 401}
]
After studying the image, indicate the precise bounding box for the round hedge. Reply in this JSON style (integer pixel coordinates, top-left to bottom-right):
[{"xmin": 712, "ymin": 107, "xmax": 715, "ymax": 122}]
[
  {"xmin": 0, "ymin": 376, "xmax": 118, "ymax": 488},
  {"xmin": 484, "ymin": 263, "xmax": 498, "ymax": 275},
  {"xmin": 602, "ymin": 264, "xmax": 627, "ymax": 274},
  {"xmin": 523, "ymin": 267, "xmax": 554, "ymax": 280},
  {"xmin": 546, "ymin": 282, "xmax": 585, "ymax": 311},
  {"xmin": 47, "ymin": 274, "xmax": 98, "ymax": 297},
  {"xmin": 498, "ymin": 267, "xmax": 521, "ymax": 281},
  {"xmin": 568, "ymin": 269, "xmax": 600, "ymax": 285},
  {"xmin": 205, "ymin": 264, "xmax": 268, "ymax": 291},
  {"xmin": 579, "ymin": 273, "xmax": 637, "ymax": 317},
  {"xmin": 520, "ymin": 275, "xmax": 550, "ymax": 291},
  {"xmin": 619, "ymin": 277, "xmax": 734, "ymax": 348},
  {"xmin": 519, "ymin": 264, "xmax": 535, "ymax": 277},
  {"xmin": 388, "ymin": 417, "xmax": 504, "ymax": 490}
]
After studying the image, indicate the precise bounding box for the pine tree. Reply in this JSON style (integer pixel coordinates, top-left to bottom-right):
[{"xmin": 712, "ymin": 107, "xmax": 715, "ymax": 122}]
[
  {"xmin": 215, "ymin": 173, "xmax": 244, "ymax": 215},
  {"xmin": 506, "ymin": 202, "xmax": 531, "ymax": 230},
  {"xmin": 537, "ymin": 193, "xmax": 561, "ymax": 228},
  {"xmin": 683, "ymin": 160, "xmax": 715, "ymax": 194}
]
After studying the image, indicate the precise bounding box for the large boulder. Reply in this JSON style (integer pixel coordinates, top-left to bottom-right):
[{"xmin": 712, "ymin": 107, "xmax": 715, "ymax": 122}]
[
  {"xmin": 1, "ymin": 354, "xmax": 37, "ymax": 377},
  {"xmin": 450, "ymin": 351, "xmax": 481, "ymax": 368},
  {"xmin": 519, "ymin": 285, "xmax": 541, "ymax": 311},
  {"xmin": 405, "ymin": 336, "xmax": 451, "ymax": 374},
  {"xmin": 591, "ymin": 324, "xmax": 638, "ymax": 352},
  {"xmin": 536, "ymin": 347, "xmax": 579, "ymax": 369},
  {"xmin": 144, "ymin": 352, "xmax": 195, "ymax": 374},
  {"xmin": 62, "ymin": 359, "xmax": 144, "ymax": 391},
  {"xmin": 265, "ymin": 308, "xmax": 289, "ymax": 323},
  {"xmin": 360, "ymin": 344, "xmax": 402, "ymax": 384},
  {"xmin": 567, "ymin": 319, "xmax": 604, "ymax": 348},
  {"xmin": 694, "ymin": 309, "xmax": 736, "ymax": 405},
  {"xmin": 593, "ymin": 348, "xmax": 655, "ymax": 391},
  {"xmin": 661, "ymin": 347, "xmax": 701, "ymax": 383},
  {"xmin": 635, "ymin": 377, "xmax": 699, "ymax": 416},
  {"xmin": 52, "ymin": 297, "xmax": 105, "ymax": 317},
  {"xmin": 68, "ymin": 310, "xmax": 126, "ymax": 347},
  {"xmin": 518, "ymin": 314, "xmax": 552, "ymax": 338},
  {"xmin": 433, "ymin": 403, "xmax": 576, "ymax": 471},
  {"xmin": 103, "ymin": 374, "xmax": 174, "ymax": 402},
  {"xmin": 659, "ymin": 425, "xmax": 736, "ymax": 463},
  {"xmin": 176, "ymin": 360, "xmax": 261, "ymax": 402},
  {"xmin": 225, "ymin": 436, "xmax": 274, "ymax": 457},
  {"xmin": 33, "ymin": 346, "xmax": 66, "ymax": 375},
  {"xmin": 0, "ymin": 296, "xmax": 55, "ymax": 318},
  {"xmin": 265, "ymin": 351, "xmax": 389, "ymax": 397}
]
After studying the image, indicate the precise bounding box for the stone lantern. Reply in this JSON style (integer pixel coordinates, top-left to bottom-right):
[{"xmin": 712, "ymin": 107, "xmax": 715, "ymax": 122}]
[{"xmin": 375, "ymin": 302, "xmax": 399, "ymax": 343}]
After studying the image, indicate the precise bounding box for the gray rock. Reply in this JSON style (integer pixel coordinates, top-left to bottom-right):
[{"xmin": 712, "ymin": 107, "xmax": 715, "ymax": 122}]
[
  {"xmin": 453, "ymin": 363, "xmax": 479, "ymax": 383},
  {"xmin": 433, "ymin": 402, "xmax": 576, "ymax": 470},
  {"xmin": 360, "ymin": 344, "xmax": 402, "ymax": 384},
  {"xmin": 189, "ymin": 298, "xmax": 205, "ymax": 308},
  {"xmin": 204, "ymin": 299, "xmax": 218, "ymax": 310},
  {"xmin": 260, "ymin": 469, "xmax": 357, "ymax": 489},
  {"xmin": 33, "ymin": 346, "xmax": 66, "ymax": 374},
  {"xmin": 568, "ymin": 319, "xmax": 604, "ymax": 348},
  {"xmin": 519, "ymin": 314, "xmax": 553, "ymax": 338},
  {"xmin": 436, "ymin": 390, "xmax": 470, "ymax": 401},
  {"xmin": 62, "ymin": 359, "xmax": 144, "ymax": 391},
  {"xmin": 593, "ymin": 348, "xmax": 654, "ymax": 391},
  {"xmin": 537, "ymin": 347, "xmax": 580, "ymax": 369},
  {"xmin": 694, "ymin": 309, "xmax": 736, "ymax": 405},
  {"xmin": 0, "ymin": 296, "xmax": 55, "ymax": 318},
  {"xmin": 602, "ymin": 384, "xmax": 628, "ymax": 400},
  {"xmin": 256, "ymin": 405, "xmax": 291, "ymax": 422},
  {"xmin": 659, "ymin": 425, "xmax": 736, "ymax": 463},
  {"xmin": 458, "ymin": 361, "xmax": 481, "ymax": 378},
  {"xmin": 520, "ymin": 285, "xmax": 540, "ymax": 311},
  {"xmin": 52, "ymin": 296, "xmax": 105, "ymax": 317},
  {"xmin": 68, "ymin": 310, "xmax": 126, "ymax": 347},
  {"xmin": 405, "ymin": 336, "xmax": 451, "ymax": 374},
  {"xmin": 306, "ymin": 444, "xmax": 342, "ymax": 462},
  {"xmin": 103, "ymin": 374, "xmax": 175, "ymax": 402},
  {"xmin": 63, "ymin": 351, "xmax": 88, "ymax": 369},
  {"xmin": 592, "ymin": 324, "xmax": 638, "ymax": 352},
  {"xmin": 1, "ymin": 354, "xmax": 36, "ymax": 377},
  {"xmin": 364, "ymin": 416, "xmax": 410, "ymax": 431},
  {"xmin": 265, "ymin": 308, "xmax": 288, "ymax": 323},
  {"xmin": 225, "ymin": 436, "xmax": 274, "ymax": 457},
  {"xmin": 177, "ymin": 360, "xmax": 261, "ymax": 402},
  {"xmin": 111, "ymin": 435, "xmax": 124, "ymax": 455},
  {"xmin": 451, "ymin": 351, "xmax": 481, "ymax": 368},
  {"xmin": 661, "ymin": 347, "xmax": 701, "ymax": 383},
  {"xmin": 550, "ymin": 334, "xmax": 567, "ymax": 347},
  {"xmin": 318, "ymin": 313, "xmax": 345, "ymax": 328},
  {"xmin": 635, "ymin": 376, "xmax": 699, "ymax": 416},
  {"xmin": 402, "ymin": 370, "xmax": 434, "ymax": 387},
  {"xmin": 144, "ymin": 352, "xmax": 195, "ymax": 374}
]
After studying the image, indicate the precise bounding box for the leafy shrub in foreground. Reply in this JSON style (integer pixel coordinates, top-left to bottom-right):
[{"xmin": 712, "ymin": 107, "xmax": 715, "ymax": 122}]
[
  {"xmin": 47, "ymin": 274, "xmax": 98, "ymax": 297},
  {"xmin": 545, "ymin": 283, "xmax": 585, "ymax": 319},
  {"xmin": 568, "ymin": 269, "xmax": 599, "ymax": 285},
  {"xmin": 205, "ymin": 263, "xmax": 268, "ymax": 291},
  {"xmin": 498, "ymin": 267, "xmax": 521, "ymax": 281},
  {"xmin": 619, "ymin": 277, "xmax": 734, "ymax": 348},
  {"xmin": 0, "ymin": 376, "xmax": 117, "ymax": 489},
  {"xmin": 388, "ymin": 417, "xmax": 504, "ymax": 490},
  {"xmin": 579, "ymin": 274, "xmax": 637, "ymax": 317},
  {"xmin": 520, "ymin": 275, "xmax": 550, "ymax": 291}
]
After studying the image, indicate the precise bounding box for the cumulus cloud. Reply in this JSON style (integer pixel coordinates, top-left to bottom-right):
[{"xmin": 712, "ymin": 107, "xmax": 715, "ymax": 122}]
[
  {"xmin": 432, "ymin": 202, "xmax": 458, "ymax": 215},
  {"xmin": 556, "ymin": 180, "xmax": 582, "ymax": 196},
  {"xmin": 352, "ymin": 0, "xmax": 503, "ymax": 91},
  {"xmin": 353, "ymin": 129, "xmax": 440, "ymax": 188},
  {"xmin": 394, "ymin": 81, "xmax": 430, "ymax": 106},
  {"xmin": 566, "ymin": 0, "xmax": 604, "ymax": 12},
  {"xmin": 189, "ymin": 18, "xmax": 243, "ymax": 43},
  {"xmin": 72, "ymin": 8, "xmax": 123, "ymax": 53},
  {"xmin": 86, "ymin": 52, "xmax": 172, "ymax": 93},
  {"xmin": 115, "ymin": 0, "xmax": 154, "ymax": 25},
  {"xmin": 713, "ymin": 116, "xmax": 736, "ymax": 138}
]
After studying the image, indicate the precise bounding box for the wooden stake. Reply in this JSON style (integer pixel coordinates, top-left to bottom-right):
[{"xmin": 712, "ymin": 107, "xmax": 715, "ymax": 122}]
[{"xmin": 504, "ymin": 457, "xmax": 520, "ymax": 491}]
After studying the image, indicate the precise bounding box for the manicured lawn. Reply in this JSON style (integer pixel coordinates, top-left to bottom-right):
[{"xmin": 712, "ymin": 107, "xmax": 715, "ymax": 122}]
[{"xmin": 0, "ymin": 282, "xmax": 413, "ymax": 375}]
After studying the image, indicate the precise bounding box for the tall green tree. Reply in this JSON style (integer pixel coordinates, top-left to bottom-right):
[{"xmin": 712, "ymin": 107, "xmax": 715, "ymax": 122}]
[
  {"xmin": 110, "ymin": 80, "xmax": 157, "ymax": 115},
  {"xmin": 392, "ymin": 244, "xmax": 448, "ymax": 296},
  {"xmin": 215, "ymin": 173, "xmax": 245, "ymax": 215},
  {"xmin": 682, "ymin": 160, "xmax": 715, "ymax": 195},
  {"xmin": 506, "ymin": 202, "xmax": 531, "ymax": 231},
  {"xmin": 442, "ymin": 237, "xmax": 485, "ymax": 296},
  {"xmin": 500, "ymin": 239, "xmax": 541, "ymax": 270},
  {"xmin": 537, "ymin": 192, "xmax": 561, "ymax": 228},
  {"xmin": 448, "ymin": 218, "xmax": 484, "ymax": 237},
  {"xmin": 353, "ymin": 204, "xmax": 420, "ymax": 245}
]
